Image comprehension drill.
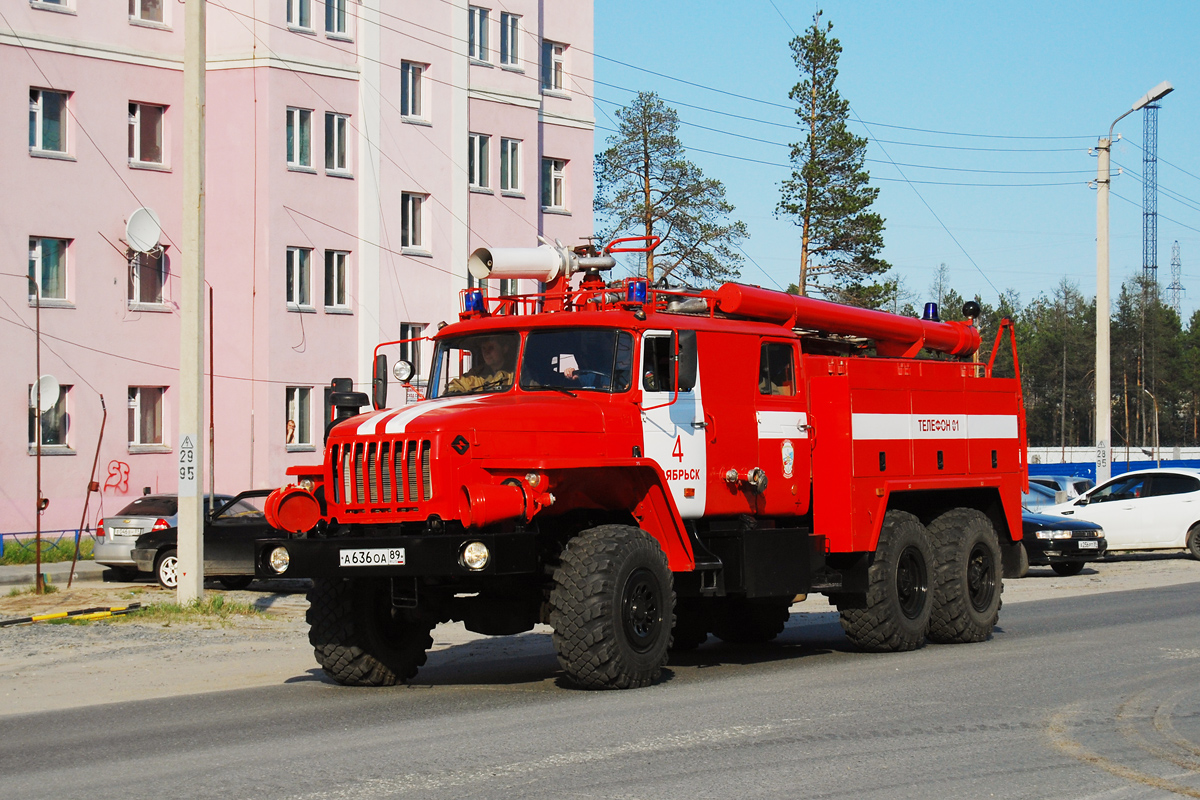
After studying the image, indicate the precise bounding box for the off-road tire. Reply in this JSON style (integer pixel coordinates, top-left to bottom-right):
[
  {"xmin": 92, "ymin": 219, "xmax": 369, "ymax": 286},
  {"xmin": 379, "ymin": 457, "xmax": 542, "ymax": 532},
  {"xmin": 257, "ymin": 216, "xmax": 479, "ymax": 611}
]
[
  {"xmin": 927, "ymin": 508, "xmax": 1003, "ymax": 644},
  {"xmin": 670, "ymin": 598, "xmax": 709, "ymax": 651},
  {"xmin": 306, "ymin": 577, "xmax": 435, "ymax": 686},
  {"xmin": 710, "ymin": 596, "xmax": 792, "ymax": 644},
  {"xmin": 219, "ymin": 576, "xmax": 254, "ymax": 590},
  {"xmin": 550, "ymin": 525, "xmax": 674, "ymax": 689},
  {"xmin": 1050, "ymin": 561, "xmax": 1085, "ymax": 577},
  {"xmin": 1187, "ymin": 526, "xmax": 1200, "ymax": 561},
  {"xmin": 838, "ymin": 510, "xmax": 933, "ymax": 652},
  {"xmin": 155, "ymin": 549, "xmax": 179, "ymax": 590}
]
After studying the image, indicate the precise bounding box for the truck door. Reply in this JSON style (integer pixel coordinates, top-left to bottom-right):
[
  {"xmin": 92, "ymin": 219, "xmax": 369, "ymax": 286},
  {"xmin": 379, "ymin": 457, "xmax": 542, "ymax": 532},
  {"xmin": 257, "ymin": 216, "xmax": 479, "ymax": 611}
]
[
  {"xmin": 640, "ymin": 330, "xmax": 706, "ymax": 518},
  {"xmin": 756, "ymin": 339, "xmax": 810, "ymax": 515}
]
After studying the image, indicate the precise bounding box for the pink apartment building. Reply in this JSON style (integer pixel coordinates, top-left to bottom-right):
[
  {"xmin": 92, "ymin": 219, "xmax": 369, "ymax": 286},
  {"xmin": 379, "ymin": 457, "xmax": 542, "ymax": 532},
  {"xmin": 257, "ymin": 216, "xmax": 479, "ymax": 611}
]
[{"xmin": 2, "ymin": 0, "xmax": 595, "ymax": 536}]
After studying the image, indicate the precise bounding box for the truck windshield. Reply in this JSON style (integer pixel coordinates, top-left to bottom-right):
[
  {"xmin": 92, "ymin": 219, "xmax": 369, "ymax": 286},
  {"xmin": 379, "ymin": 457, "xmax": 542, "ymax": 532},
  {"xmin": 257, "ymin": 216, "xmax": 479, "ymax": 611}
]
[
  {"xmin": 430, "ymin": 333, "xmax": 521, "ymax": 397},
  {"xmin": 520, "ymin": 329, "xmax": 634, "ymax": 393}
]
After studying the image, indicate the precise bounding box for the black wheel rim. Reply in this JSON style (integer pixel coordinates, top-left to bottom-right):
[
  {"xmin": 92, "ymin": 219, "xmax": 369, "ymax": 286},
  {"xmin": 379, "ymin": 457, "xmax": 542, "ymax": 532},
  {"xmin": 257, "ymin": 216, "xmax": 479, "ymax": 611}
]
[
  {"xmin": 621, "ymin": 567, "xmax": 663, "ymax": 653},
  {"xmin": 896, "ymin": 546, "xmax": 928, "ymax": 620},
  {"xmin": 967, "ymin": 542, "xmax": 996, "ymax": 612}
]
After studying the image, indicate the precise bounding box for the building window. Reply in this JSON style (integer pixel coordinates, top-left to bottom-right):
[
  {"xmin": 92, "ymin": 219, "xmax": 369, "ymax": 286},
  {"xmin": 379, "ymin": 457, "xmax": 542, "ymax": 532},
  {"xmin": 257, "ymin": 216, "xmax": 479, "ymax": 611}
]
[
  {"xmin": 324, "ymin": 250, "xmax": 348, "ymax": 309},
  {"xmin": 325, "ymin": 0, "xmax": 345, "ymax": 35},
  {"xmin": 499, "ymin": 12, "xmax": 520, "ymax": 66},
  {"xmin": 128, "ymin": 103, "xmax": 165, "ymax": 165},
  {"xmin": 468, "ymin": 6, "xmax": 489, "ymax": 61},
  {"xmin": 29, "ymin": 89, "xmax": 67, "ymax": 154},
  {"xmin": 325, "ymin": 112, "xmax": 349, "ymax": 173},
  {"xmin": 129, "ymin": 250, "xmax": 165, "ymax": 305},
  {"xmin": 541, "ymin": 41, "xmax": 565, "ymax": 92},
  {"xmin": 129, "ymin": 0, "xmax": 164, "ymax": 24},
  {"xmin": 29, "ymin": 237, "xmax": 68, "ymax": 301},
  {"xmin": 468, "ymin": 133, "xmax": 489, "ymax": 190},
  {"xmin": 128, "ymin": 387, "xmax": 165, "ymax": 446},
  {"xmin": 541, "ymin": 158, "xmax": 566, "ymax": 210},
  {"xmin": 498, "ymin": 278, "xmax": 517, "ymax": 297},
  {"xmin": 286, "ymin": 247, "xmax": 312, "ymax": 309},
  {"xmin": 400, "ymin": 62, "xmax": 425, "ymax": 119},
  {"xmin": 401, "ymin": 193, "xmax": 425, "ymax": 250},
  {"xmin": 286, "ymin": 387, "xmax": 311, "ymax": 446},
  {"xmin": 29, "ymin": 384, "xmax": 71, "ymax": 449},
  {"xmin": 499, "ymin": 138, "xmax": 520, "ymax": 193},
  {"xmin": 286, "ymin": 0, "xmax": 310, "ymax": 29},
  {"xmin": 286, "ymin": 107, "xmax": 312, "ymax": 169},
  {"xmin": 399, "ymin": 322, "xmax": 424, "ymax": 381}
]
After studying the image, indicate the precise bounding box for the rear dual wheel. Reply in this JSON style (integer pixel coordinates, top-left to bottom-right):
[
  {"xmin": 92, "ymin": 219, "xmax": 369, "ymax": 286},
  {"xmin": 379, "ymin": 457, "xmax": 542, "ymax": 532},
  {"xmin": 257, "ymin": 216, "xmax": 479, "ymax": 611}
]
[{"xmin": 927, "ymin": 508, "xmax": 1002, "ymax": 644}]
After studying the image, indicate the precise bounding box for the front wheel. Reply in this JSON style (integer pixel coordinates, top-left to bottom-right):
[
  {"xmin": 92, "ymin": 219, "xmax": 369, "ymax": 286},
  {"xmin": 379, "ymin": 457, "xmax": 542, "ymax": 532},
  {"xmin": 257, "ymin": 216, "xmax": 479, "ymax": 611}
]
[
  {"xmin": 1187, "ymin": 526, "xmax": 1200, "ymax": 561},
  {"xmin": 155, "ymin": 549, "xmax": 179, "ymax": 589},
  {"xmin": 1050, "ymin": 561, "xmax": 1086, "ymax": 577},
  {"xmin": 550, "ymin": 525, "xmax": 674, "ymax": 689},
  {"xmin": 927, "ymin": 508, "xmax": 1003, "ymax": 644},
  {"xmin": 838, "ymin": 510, "xmax": 933, "ymax": 652}
]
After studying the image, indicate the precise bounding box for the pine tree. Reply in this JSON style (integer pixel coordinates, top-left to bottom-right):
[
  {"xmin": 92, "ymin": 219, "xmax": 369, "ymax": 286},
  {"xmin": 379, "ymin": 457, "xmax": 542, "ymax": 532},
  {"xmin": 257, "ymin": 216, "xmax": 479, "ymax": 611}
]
[
  {"xmin": 777, "ymin": 11, "xmax": 890, "ymax": 306},
  {"xmin": 594, "ymin": 92, "xmax": 747, "ymax": 287}
]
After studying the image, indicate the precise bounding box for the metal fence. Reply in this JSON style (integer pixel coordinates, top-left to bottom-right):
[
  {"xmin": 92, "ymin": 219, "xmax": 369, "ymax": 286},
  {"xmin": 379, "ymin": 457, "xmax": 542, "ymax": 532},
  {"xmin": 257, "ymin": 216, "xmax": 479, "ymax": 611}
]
[{"xmin": 0, "ymin": 529, "xmax": 96, "ymax": 561}]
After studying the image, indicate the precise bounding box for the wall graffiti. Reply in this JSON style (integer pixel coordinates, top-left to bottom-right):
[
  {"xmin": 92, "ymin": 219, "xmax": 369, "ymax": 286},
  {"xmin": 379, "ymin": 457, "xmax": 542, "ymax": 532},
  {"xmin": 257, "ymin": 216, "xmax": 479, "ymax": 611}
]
[{"xmin": 103, "ymin": 460, "xmax": 131, "ymax": 493}]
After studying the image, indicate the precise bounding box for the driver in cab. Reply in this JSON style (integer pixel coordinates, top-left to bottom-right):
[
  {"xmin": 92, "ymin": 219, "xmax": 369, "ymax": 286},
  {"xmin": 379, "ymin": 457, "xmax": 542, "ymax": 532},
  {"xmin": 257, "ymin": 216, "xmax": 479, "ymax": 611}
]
[{"xmin": 447, "ymin": 336, "xmax": 515, "ymax": 394}]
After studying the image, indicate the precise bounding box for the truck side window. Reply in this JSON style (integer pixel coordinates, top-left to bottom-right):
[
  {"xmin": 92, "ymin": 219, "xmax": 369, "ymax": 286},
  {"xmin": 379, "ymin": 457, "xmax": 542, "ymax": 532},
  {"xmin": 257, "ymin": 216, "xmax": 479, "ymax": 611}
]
[
  {"xmin": 759, "ymin": 342, "xmax": 795, "ymax": 396},
  {"xmin": 642, "ymin": 335, "xmax": 681, "ymax": 392}
]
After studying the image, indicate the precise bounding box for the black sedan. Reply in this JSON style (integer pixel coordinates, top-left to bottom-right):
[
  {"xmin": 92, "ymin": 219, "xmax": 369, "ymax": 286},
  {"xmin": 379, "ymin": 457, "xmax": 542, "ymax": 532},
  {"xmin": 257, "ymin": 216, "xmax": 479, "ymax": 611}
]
[
  {"xmin": 1019, "ymin": 511, "xmax": 1107, "ymax": 577},
  {"xmin": 131, "ymin": 490, "xmax": 276, "ymax": 589}
]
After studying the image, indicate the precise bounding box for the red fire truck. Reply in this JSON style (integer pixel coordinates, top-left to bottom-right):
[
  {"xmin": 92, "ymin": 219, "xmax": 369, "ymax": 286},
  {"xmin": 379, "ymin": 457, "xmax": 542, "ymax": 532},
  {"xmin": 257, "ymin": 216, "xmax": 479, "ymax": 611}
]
[{"xmin": 256, "ymin": 237, "xmax": 1027, "ymax": 690}]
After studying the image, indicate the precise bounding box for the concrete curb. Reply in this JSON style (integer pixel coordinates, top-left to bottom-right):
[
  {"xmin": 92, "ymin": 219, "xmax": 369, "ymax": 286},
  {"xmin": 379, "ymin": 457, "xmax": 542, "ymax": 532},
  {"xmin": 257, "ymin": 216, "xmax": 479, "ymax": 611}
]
[{"xmin": 0, "ymin": 561, "xmax": 107, "ymax": 588}]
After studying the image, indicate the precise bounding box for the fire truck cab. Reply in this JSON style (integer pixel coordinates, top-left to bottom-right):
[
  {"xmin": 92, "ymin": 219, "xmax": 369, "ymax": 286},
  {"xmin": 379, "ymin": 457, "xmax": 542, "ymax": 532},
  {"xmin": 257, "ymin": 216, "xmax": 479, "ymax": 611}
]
[{"xmin": 256, "ymin": 239, "xmax": 1027, "ymax": 690}]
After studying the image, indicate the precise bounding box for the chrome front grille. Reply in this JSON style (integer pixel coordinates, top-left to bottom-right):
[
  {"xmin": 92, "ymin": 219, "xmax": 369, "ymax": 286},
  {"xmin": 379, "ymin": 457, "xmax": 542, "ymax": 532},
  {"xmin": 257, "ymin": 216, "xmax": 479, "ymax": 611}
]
[{"xmin": 332, "ymin": 439, "xmax": 433, "ymax": 509}]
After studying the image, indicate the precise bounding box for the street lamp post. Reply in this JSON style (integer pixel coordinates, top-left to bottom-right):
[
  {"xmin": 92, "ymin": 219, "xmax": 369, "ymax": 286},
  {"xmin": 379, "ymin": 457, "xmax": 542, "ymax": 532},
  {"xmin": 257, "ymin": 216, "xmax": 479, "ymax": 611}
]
[{"xmin": 1094, "ymin": 81, "xmax": 1173, "ymax": 484}]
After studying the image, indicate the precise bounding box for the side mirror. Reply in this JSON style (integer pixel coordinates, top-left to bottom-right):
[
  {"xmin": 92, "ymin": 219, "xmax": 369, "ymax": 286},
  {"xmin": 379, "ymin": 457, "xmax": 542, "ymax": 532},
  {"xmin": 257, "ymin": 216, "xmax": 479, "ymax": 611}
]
[
  {"xmin": 676, "ymin": 330, "xmax": 697, "ymax": 391},
  {"xmin": 372, "ymin": 354, "xmax": 388, "ymax": 410},
  {"xmin": 393, "ymin": 360, "xmax": 415, "ymax": 384}
]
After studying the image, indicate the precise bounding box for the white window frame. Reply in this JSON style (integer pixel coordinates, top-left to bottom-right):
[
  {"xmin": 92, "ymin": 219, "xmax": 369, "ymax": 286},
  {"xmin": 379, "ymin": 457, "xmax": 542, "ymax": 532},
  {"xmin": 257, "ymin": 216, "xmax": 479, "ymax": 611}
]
[
  {"xmin": 468, "ymin": 6, "xmax": 489, "ymax": 62},
  {"xmin": 286, "ymin": 0, "xmax": 311, "ymax": 30},
  {"xmin": 286, "ymin": 246, "xmax": 313, "ymax": 310},
  {"xmin": 129, "ymin": 249, "xmax": 168, "ymax": 308},
  {"xmin": 468, "ymin": 133, "xmax": 490, "ymax": 191},
  {"xmin": 29, "ymin": 237, "xmax": 69, "ymax": 304},
  {"xmin": 324, "ymin": 250, "xmax": 349, "ymax": 310},
  {"xmin": 128, "ymin": 386, "xmax": 167, "ymax": 450},
  {"xmin": 324, "ymin": 0, "xmax": 347, "ymax": 36},
  {"xmin": 541, "ymin": 40, "xmax": 566, "ymax": 94},
  {"xmin": 542, "ymin": 158, "xmax": 566, "ymax": 211},
  {"xmin": 129, "ymin": 0, "xmax": 166, "ymax": 26},
  {"xmin": 28, "ymin": 384, "xmax": 72, "ymax": 453},
  {"xmin": 399, "ymin": 323, "xmax": 425, "ymax": 388},
  {"xmin": 499, "ymin": 138, "xmax": 521, "ymax": 194},
  {"xmin": 499, "ymin": 12, "xmax": 520, "ymax": 67},
  {"xmin": 400, "ymin": 61, "xmax": 426, "ymax": 121},
  {"xmin": 325, "ymin": 112, "xmax": 350, "ymax": 174},
  {"xmin": 29, "ymin": 88, "xmax": 68, "ymax": 155},
  {"xmin": 31, "ymin": 0, "xmax": 74, "ymax": 14},
  {"xmin": 286, "ymin": 107, "xmax": 313, "ymax": 170},
  {"xmin": 128, "ymin": 102, "xmax": 166, "ymax": 166},
  {"xmin": 401, "ymin": 193, "xmax": 426, "ymax": 251},
  {"xmin": 286, "ymin": 387, "xmax": 313, "ymax": 448}
]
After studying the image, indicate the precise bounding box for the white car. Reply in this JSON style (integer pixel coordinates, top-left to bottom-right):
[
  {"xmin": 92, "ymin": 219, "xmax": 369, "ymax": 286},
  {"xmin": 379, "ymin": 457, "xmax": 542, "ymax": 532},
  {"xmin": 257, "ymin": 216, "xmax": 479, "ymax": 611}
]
[{"xmin": 1044, "ymin": 468, "xmax": 1200, "ymax": 558}]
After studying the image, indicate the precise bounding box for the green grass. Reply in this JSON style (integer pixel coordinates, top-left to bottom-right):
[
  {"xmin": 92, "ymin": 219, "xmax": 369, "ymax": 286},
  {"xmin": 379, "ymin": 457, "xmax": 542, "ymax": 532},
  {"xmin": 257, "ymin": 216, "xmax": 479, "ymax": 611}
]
[
  {"xmin": 7, "ymin": 583, "xmax": 59, "ymax": 596},
  {"xmin": 0, "ymin": 536, "xmax": 94, "ymax": 566},
  {"xmin": 118, "ymin": 594, "xmax": 270, "ymax": 625}
]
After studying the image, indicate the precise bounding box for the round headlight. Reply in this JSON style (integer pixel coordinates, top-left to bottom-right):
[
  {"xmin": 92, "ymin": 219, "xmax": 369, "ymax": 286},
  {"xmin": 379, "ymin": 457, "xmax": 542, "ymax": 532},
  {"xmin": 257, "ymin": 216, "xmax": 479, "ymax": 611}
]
[
  {"xmin": 298, "ymin": 478, "xmax": 315, "ymax": 492},
  {"xmin": 268, "ymin": 546, "xmax": 291, "ymax": 574},
  {"xmin": 461, "ymin": 541, "xmax": 490, "ymax": 571}
]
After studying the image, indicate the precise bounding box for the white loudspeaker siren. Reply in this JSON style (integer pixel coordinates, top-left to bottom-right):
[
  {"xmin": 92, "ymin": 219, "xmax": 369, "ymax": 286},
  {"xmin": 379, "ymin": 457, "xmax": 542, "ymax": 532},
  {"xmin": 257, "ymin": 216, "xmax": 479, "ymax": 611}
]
[
  {"xmin": 30, "ymin": 375, "xmax": 61, "ymax": 413},
  {"xmin": 467, "ymin": 246, "xmax": 563, "ymax": 282},
  {"xmin": 126, "ymin": 207, "xmax": 162, "ymax": 253}
]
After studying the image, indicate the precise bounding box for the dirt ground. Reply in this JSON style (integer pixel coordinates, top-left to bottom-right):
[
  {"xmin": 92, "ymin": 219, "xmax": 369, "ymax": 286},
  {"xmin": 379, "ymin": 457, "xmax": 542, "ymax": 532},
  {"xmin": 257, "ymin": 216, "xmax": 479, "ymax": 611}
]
[{"xmin": 3, "ymin": 552, "xmax": 1199, "ymax": 717}]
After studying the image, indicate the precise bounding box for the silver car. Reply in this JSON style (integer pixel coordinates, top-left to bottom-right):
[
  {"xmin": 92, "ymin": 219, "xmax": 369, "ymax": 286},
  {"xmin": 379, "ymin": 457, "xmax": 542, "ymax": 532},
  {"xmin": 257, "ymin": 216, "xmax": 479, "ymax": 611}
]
[{"xmin": 95, "ymin": 494, "xmax": 234, "ymax": 578}]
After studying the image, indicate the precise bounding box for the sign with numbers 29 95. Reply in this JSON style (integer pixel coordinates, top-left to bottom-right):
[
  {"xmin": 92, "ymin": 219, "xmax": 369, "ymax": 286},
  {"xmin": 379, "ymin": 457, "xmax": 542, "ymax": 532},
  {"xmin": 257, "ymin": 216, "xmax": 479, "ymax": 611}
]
[{"xmin": 178, "ymin": 435, "xmax": 197, "ymax": 496}]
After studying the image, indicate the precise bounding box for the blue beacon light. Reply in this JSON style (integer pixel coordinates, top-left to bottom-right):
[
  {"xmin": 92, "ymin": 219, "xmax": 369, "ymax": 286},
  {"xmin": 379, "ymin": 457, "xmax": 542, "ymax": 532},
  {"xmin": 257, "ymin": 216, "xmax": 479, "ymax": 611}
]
[
  {"xmin": 922, "ymin": 302, "xmax": 940, "ymax": 322},
  {"xmin": 627, "ymin": 280, "xmax": 648, "ymax": 303},
  {"xmin": 464, "ymin": 289, "xmax": 485, "ymax": 314}
]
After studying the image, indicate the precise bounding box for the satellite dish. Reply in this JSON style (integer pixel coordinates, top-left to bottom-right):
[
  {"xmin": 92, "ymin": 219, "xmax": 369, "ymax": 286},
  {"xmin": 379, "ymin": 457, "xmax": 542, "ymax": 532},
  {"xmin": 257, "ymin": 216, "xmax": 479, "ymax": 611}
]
[
  {"xmin": 30, "ymin": 375, "xmax": 60, "ymax": 413},
  {"xmin": 126, "ymin": 207, "xmax": 162, "ymax": 253}
]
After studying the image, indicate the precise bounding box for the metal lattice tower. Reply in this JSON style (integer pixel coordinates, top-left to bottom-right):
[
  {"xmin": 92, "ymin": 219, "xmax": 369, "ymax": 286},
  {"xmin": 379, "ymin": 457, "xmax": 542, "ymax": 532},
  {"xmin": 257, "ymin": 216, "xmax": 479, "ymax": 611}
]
[
  {"xmin": 1142, "ymin": 105, "xmax": 1160, "ymax": 288},
  {"xmin": 1168, "ymin": 240, "xmax": 1184, "ymax": 318}
]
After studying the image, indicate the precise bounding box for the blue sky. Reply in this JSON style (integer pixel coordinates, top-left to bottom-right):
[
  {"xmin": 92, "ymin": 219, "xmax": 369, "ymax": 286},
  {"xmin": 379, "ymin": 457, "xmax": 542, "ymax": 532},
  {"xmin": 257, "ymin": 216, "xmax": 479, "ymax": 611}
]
[{"xmin": 593, "ymin": 1, "xmax": 1200, "ymax": 321}]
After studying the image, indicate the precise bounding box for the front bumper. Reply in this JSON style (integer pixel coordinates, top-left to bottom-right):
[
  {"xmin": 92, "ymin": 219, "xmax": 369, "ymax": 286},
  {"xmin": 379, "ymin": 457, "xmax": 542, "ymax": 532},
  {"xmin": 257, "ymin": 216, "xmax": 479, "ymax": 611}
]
[
  {"xmin": 254, "ymin": 531, "xmax": 539, "ymax": 580},
  {"xmin": 1027, "ymin": 537, "xmax": 1108, "ymax": 565},
  {"xmin": 130, "ymin": 547, "xmax": 159, "ymax": 573}
]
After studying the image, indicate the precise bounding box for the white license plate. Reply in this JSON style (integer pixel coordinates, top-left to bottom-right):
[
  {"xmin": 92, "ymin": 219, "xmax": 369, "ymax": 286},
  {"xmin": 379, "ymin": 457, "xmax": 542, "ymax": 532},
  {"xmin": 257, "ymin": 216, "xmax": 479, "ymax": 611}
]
[
  {"xmin": 339, "ymin": 548, "xmax": 406, "ymax": 567},
  {"xmin": 109, "ymin": 528, "xmax": 141, "ymax": 537},
  {"xmin": 1078, "ymin": 540, "xmax": 1099, "ymax": 549}
]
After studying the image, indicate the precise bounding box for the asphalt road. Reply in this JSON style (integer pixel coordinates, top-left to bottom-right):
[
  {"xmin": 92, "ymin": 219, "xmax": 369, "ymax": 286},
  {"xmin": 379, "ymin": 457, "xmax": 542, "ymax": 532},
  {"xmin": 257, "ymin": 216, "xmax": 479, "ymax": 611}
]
[{"xmin": 4, "ymin": 583, "xmax": 1200, "ymax": 800}]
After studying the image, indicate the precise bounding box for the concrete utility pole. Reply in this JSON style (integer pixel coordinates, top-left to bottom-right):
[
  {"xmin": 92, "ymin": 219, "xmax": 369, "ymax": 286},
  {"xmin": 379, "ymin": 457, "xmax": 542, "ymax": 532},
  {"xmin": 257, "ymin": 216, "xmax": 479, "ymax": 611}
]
[
  {"xmin": 178, "ymin": 0, "xmax": 207, "ymax": 603},
  {"xmin": 1094, "ymin": 81, "xmax": 1172, "ymax": 485}
]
